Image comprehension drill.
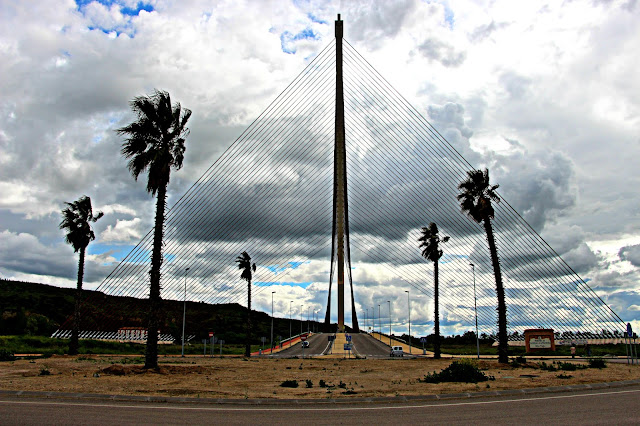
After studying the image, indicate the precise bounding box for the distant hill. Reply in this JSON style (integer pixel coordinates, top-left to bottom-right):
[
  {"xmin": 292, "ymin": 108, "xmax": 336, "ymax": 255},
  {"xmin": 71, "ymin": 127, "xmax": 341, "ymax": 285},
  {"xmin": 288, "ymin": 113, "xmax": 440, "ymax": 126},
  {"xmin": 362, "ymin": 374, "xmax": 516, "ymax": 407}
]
[{"xmin": 0, "ymin": 279, "xmax": 319, "ymax": 344}]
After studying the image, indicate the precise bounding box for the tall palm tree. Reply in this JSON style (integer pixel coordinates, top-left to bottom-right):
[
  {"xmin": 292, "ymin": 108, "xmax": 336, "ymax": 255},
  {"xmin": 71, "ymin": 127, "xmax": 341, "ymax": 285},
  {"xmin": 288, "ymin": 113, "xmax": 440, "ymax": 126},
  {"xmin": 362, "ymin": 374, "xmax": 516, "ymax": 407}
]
[
  {"xmin": 236, "ymin": 251, "xmax": 256, "ymax": 358},
  {"xmin": 117, "ymin": 89, "xmax": 191, "ymax": 369},
  {"xmin": 457, "ymin": 168, "xmax": 508, "ymax": 363},
  {"xmin": 59, "ymin": 195, "xmax": 103, "ymax": 355},
  {"xmin": 418, "ymin": 222, "xmax": 449, "ymax": 359}
]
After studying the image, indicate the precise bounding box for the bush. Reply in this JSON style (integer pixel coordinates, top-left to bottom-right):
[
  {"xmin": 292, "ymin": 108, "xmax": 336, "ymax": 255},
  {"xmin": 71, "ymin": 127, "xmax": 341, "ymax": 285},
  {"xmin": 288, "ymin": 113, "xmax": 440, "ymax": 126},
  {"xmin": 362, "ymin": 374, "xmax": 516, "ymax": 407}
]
[
  {"xmin": 0, "ymin": 349, "xmax": 16, "ymax": 361},
  {"xmin": 419, "ymin": 359, "xmax": 494, "ymax": 384},
  {"xmin": 319, "ymin": 379, "xmax": 327, "ymax": 388},
  {"xmin": 538, "ymin": 361, "xmax": 557, "ymax": 371},
  {"xmin": 305, "ymin": 379, "xmax": 313, "ymax": 388},
  {"xmin": 280, "ymin": 380, "xmax": 298, "ymax": 388},
  {"xmin": 587, "ymin": 358, "xmax": 607, "ymax": 369},
  {"xmin": 557, "ymin": 361, "xmax": 586, "ymax": 371},
  {"xmin": 557, "ymin": 373, "xmax": 573, "ymax": 379}
]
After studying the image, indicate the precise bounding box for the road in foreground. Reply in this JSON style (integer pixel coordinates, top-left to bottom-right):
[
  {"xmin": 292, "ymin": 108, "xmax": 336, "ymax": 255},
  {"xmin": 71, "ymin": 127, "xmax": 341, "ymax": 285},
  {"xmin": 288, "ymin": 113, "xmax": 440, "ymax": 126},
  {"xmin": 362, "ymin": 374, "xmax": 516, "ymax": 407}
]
[{"xmin": 2, "ymin": 385, "xmax": 638, "ymax": 425}]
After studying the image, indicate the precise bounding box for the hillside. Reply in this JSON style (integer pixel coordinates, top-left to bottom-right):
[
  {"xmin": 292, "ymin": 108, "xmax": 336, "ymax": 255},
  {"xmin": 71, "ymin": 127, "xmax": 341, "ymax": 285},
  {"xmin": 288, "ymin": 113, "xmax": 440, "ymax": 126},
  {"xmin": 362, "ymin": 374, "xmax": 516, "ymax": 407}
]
[{"xmin": 0, "ymin": 279, "xmax": 318, "ymax": 345}]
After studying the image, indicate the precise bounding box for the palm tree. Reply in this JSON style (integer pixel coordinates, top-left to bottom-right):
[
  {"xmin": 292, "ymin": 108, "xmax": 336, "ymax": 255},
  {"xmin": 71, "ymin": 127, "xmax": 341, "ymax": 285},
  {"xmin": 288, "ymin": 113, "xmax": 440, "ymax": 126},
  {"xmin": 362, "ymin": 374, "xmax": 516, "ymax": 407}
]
[
  {"xmin": 236, "ymin": 251, "xmax": 256, "ymax": 357},
  {"xmin": 59, "ymin": 195, "xmax": 103, "ymax": 355},
  {"xmin": 457, "ymin": 168, "xmax": 508, "ymax": 363},
  {"xmin": 117, "ymin": 89, "xmax": 191, "ymax": 369},
  {"xmin": 418, "ymin": 222, "xmax": 449, "ymax": 359}
]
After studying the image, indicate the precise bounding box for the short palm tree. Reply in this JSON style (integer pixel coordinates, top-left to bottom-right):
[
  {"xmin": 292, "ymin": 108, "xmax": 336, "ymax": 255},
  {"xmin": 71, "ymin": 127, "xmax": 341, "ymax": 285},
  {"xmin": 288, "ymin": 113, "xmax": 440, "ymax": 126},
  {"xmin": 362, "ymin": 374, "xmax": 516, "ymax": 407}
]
[
  {"xmin": 457, "ymin": 168, "xmax": 508, "ymax": 363},
  {"xmin": 236, "ymin": 251, "xmax": 256, "ymax": 357},
  {"xmin": 117, "ymin": 89, "xmax": 191, "ymax": 369},
  {"xmin": 59, "ymin": 195, "xmax": 103, "ymax": 355},
  {"xmin": 418, "ymin": 222, "xmax": 449, "ymax": 359}
]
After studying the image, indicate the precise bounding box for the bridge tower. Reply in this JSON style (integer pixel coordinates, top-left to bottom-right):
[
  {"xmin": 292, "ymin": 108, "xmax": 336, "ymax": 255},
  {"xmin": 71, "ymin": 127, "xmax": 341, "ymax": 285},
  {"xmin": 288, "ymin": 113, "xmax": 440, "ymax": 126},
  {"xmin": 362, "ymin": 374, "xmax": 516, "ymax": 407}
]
[{"xmin": 325, "ymin": 15, "xmax": 359, "ymax": 333}]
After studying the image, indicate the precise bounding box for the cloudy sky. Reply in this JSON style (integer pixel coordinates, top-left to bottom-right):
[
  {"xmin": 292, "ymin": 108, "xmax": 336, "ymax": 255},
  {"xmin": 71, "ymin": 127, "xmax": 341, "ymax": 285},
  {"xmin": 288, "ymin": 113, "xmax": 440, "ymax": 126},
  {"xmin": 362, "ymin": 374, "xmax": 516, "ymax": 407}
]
[{"xmin": 1, "ymin": 0, "xmax": 639, "ymax": 337}]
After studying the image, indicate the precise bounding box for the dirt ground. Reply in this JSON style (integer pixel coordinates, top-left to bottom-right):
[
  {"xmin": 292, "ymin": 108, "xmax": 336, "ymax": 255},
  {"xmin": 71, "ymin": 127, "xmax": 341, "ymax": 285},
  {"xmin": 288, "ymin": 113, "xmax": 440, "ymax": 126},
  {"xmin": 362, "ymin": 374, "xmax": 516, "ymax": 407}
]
[{"xmin": 1, "ymin": 355, "xmax": 639, "ymax": 400}]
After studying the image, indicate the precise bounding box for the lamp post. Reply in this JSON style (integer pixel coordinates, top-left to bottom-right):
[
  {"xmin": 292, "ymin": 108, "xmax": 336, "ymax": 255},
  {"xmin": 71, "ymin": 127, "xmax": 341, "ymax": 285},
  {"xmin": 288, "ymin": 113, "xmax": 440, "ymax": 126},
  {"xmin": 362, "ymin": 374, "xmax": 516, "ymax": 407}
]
[
  {"xmin": 363, "ymin": 309, "xmax": 366, "ymax": 333},
  {"xmin": 405, "ymin": 290, "xmax": 411, "ymax": 354},
  {"xmin": 470, "ymin": 263, "xmax": 480, "ymax": 359},
  {"xmin": 378, "ymin": 304, "xmax": 381, "ymax": 340},
  {"xmin": 307, "ymin": 306, "xmax": 311, "ymax": 333},
  {"xmin": 387, "ymin": 300, "xmax": 392, "ymax": 347},
  {"xmin": 289, "ymin": 300, "xmax": 293, "ymax": 346},
  {"xmin": 181, "ymin": 267, "xmax": 190, "ymax": 357},
  {"xmin": 270, "ymin": 291, "xmax": 275, "ymax": 352},
  {"xmin": 300, "ymin": 305, "xmax": 303, "ymax": 335}
]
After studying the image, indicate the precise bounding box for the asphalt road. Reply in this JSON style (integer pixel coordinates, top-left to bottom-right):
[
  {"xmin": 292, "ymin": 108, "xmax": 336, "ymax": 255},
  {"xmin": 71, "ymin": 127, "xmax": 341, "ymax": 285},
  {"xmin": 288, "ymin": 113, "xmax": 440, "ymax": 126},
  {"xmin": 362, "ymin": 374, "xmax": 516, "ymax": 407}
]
[
  {"xmin": 271, "ymin": 333, "xmax": 330, "ymax": 357},
  {"xmin": 2, "ymin": 385, "xmax": 639, "ymax": 425},
  {"xmin": 351, "ymin": 333, "xmax": 399, "ymax": 358}
]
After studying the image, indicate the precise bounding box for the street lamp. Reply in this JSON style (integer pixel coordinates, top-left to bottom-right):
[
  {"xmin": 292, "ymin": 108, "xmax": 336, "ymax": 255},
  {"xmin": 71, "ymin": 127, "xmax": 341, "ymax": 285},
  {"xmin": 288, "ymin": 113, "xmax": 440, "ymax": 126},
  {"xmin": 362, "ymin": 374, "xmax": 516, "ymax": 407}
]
[
  {"xmin": 470, "ymin": 263, "xmax": 480, "ymax": 359},
  {"xmin": 387, "ymin": 300, "xmax": 392, "ymax": 347},
  {"xmin": 307, "ymin": 306, "xmax": 311, "ymax": 333},
  {"xmin": 289, "ymin": 300, "xmax": 293, "ymax": 346},
  {"xmin": 271, "ymin": 291, "xmax": 275, "ymax": 352},
  {"xmin": 300, "ymin": 305, "xmax": 303, "ymax": 335},
  {"xmin": 378, "ymin": 304, "xmax": 381, "ymax": 340},
  {"xmin": 181, "ymin": 267, "xmax": 190, "ymax": 357},
  {"xmin": 405, "ymin": 290, "xmax": 411, "ymax": 354}
]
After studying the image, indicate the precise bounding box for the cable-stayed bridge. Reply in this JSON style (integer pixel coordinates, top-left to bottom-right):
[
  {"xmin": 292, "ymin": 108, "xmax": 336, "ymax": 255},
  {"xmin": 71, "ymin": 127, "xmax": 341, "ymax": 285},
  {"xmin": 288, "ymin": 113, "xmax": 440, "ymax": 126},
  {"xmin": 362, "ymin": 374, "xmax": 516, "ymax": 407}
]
[{"xmin": 59, "ymin": 15, "xmax": 625, "ymax": 342}]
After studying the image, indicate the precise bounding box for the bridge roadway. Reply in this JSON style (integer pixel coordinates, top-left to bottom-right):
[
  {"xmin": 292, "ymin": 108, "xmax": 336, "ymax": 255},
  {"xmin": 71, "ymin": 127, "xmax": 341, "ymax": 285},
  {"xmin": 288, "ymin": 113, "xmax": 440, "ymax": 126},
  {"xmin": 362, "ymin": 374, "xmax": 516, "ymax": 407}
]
[{"xmin": 270, "ymin": 333, "xmax": 410, "ymax": 358}]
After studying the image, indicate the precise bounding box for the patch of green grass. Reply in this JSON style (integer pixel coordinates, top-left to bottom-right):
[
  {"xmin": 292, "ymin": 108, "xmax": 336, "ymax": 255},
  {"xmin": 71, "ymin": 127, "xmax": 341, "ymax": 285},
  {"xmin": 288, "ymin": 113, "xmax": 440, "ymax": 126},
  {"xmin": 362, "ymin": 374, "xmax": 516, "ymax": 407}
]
[{"xmin": 538, "ymin": 361, "xmax": 557, "ymax": 371}]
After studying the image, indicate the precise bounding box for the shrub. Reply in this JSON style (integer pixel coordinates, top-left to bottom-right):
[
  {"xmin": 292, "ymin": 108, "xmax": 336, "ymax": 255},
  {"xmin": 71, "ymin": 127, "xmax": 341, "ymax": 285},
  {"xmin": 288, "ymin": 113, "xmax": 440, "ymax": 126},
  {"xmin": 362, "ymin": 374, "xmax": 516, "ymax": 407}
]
[
  {"xmin": 319, "ymin": 379, "xmax": 327, "ymax": 388},
  {"xmin": 557, "ymin": 373, "xmax": 573, "ymax": 379},
  {"xmin": 280, "ymin": 379, "xmax": 298, "ymax": 388},
  {"xmin": 0, "ymin": 349, "xmax": 16, "ymax": 361},
  {"xmin": 39, "ymin": 366, "xmax": 51, "ymax": 376},
  {"xmin": 557, "ymin": 362, "xmax": 586, "ymax": 371},
  {"xmin": 587, "ymin": 358, "xmax": 607, "ymax": 369},
  {"xmin": 538, "ymin": 361, "xmax": 557, "ymax": 371},
  {"xmin": 419, "ymin": 359, "xmax": 494, "ymax": 384},
  {"xmin": 305, "ymin": 379, "xmax": 313, "ymax": 388}
]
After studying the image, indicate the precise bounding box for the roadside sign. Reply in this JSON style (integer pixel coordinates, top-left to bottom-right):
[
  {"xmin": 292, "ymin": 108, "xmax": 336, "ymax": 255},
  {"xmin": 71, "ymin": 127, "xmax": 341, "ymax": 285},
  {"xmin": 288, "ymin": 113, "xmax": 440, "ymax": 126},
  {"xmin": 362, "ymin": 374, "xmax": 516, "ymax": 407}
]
[
  {"xmin": 345, "ymin": 334, "xmax": 352, "ymax": 342},
  {"xmin": 420, "ymin": 337, "xmax": 427, "ymax": 343},
  {"xmin": 301, "ymin": 335, "xmax": 307, "ymax": 341},
  {"xmin": 208, "ymin": 331, "xmax": 214, "ymax": 338},
  {"xmin": 261, "ymin": 336, "xmax": 266, "ymax": 343},
  {"xmin": 627, "ymin": 323, "xmax": 633, "ymax": 338},
  {"xmin": 343, "ymin": 343, "xmax": 352, "ymax": 350}
]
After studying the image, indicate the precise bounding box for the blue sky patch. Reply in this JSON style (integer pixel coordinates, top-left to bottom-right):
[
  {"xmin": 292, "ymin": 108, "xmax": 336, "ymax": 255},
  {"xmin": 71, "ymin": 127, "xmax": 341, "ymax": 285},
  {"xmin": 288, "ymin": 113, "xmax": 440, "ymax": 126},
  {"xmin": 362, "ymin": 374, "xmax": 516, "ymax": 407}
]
[
  {"xmin": 75, "ymin": 1, "xmax": 154, "ymax": 37},
  {"xmin": 280, "ymin": 28, "xmax": 320, "ymax": 54},
  {"xmin": 255, "ymin": 281, "xmax": 313, "ymax": 289},
  {"xmin": 264, "ymin": 261, "xmax": 309, "ymax": 275}
]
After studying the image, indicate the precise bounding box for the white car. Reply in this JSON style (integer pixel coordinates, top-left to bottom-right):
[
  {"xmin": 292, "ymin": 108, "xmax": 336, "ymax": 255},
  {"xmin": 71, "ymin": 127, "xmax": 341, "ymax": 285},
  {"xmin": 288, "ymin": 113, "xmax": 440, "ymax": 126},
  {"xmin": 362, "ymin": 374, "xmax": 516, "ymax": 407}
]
[{"xmin": 390, "ymin": 346, "xmax": 404, "ymax": 357}]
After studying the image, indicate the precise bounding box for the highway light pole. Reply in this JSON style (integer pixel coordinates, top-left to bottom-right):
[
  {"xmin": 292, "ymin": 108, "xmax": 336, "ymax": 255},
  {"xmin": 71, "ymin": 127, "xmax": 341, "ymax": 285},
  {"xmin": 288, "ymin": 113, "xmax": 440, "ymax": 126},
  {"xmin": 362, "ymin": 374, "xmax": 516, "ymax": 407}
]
[
  {"xmin": 387, "ymin": 300, "xmax": 392, "ymax": 347},
  {"xmin": 378, "ymin": 304, "xmax": 381, "ymax": 339},
  {"xmin": 270, "ymin": 291, "xmax": 275, "ymax": 352},
  {"xmin": 300, "ymin": 305, "xmax": 303, "ymax": 335},
  {"xmin": 470, "ymin": 263, "xmax": 480, "ymax": 359},
  {"xmin": 289, "ymin": 300, "xmax": 293, "ymax": 346},
  {"xmin": 181, "ymin": 267, "xmax": 190, "ymax": 357},
  {"xmin": 405, "ymin": 290, "xmax": 411, "ymax": 354}
]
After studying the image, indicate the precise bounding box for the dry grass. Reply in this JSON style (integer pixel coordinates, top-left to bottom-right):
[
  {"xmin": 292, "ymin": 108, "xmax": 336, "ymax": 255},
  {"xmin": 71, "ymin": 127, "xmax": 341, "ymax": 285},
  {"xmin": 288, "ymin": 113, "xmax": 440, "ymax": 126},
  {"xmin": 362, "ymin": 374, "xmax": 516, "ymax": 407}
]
[{"xmin": 1, "ymin": 355, "xmax": 638, "ymax": 399}]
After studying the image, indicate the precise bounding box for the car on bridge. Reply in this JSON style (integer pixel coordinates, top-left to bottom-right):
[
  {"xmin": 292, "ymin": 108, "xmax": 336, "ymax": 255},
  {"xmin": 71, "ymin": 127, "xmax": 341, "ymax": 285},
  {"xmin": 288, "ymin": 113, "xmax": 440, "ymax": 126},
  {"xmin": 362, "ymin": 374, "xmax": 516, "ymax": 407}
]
[{"xmin": 390, "ymin": 346, "xmax": 404, "ymax": 357}]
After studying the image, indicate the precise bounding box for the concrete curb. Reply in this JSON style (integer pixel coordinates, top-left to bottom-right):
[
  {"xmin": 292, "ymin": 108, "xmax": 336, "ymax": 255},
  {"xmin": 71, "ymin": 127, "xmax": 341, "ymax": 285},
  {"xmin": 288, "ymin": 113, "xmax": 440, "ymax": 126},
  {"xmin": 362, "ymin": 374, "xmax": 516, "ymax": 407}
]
[{"xmin": 2, "ymin": 379, "xmax": 639, "ymax": 406}]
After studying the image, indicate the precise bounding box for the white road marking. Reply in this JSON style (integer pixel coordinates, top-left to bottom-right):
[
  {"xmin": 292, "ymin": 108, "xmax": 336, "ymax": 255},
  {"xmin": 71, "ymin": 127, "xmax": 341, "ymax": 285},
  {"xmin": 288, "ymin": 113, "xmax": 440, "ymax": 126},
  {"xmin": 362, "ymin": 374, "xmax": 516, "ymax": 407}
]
[{"xmin": 1, "ymin": 388, "xmax": 639, "ymax": 412}]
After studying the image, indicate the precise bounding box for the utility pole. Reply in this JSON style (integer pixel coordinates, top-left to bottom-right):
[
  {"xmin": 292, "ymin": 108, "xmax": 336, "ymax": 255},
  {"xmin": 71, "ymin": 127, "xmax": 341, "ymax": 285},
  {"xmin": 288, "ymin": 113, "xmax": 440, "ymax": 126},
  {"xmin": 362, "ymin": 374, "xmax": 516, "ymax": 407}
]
[
  {"xmin": 405, "ymin": 290, "xmax": 411, "ymax": 354},
  {"xmin": 388, "ymin": 300, "xmax": 392, "ymax": 347},
  {"xmin": 470, "ymin": 263, "xmax": 480, "ymax": 359},
  {"xmin": 271, "ymin": 291, "xmax": 275, "ymax": 353},
  {"xmin": 181, "ymin": 267, "xmax": 190, "ymax": 357}
]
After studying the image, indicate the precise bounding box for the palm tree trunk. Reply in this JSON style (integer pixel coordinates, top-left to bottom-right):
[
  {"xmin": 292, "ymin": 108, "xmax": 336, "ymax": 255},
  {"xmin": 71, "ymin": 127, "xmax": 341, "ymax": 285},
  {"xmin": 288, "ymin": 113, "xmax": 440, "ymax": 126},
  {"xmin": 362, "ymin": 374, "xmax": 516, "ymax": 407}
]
[
  {"xmin": 433, "ymin": 260, "xmax": 441, "ymax": 359},
  {"xmin": 70, "ymin": 246, "xmax": 85, "ymax": 355},
  {"xmin": 483, "ymin": 217, "xmax": 508, "ymax": 363},
  {"xmin": 245, "ymin": 279, "xmax": 252, "ymax": 357},
  {"xmin": 145, "ymin": 184, "xmax": 167, "ymax": 369}
]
